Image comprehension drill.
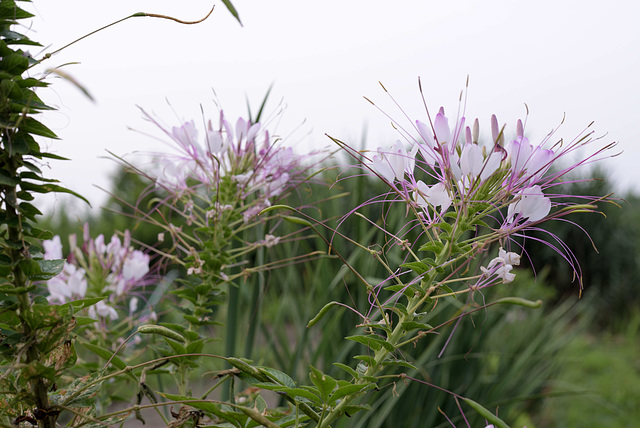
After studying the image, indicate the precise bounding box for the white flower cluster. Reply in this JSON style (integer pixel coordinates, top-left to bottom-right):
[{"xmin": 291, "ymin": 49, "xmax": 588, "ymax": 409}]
[
  {"xmin": 481, "ymin": 248, "xmax": 521, "ymax": 284},
  {"xmin": 43, "ymin": 226, "xmax": 150, "ymax": 321}
]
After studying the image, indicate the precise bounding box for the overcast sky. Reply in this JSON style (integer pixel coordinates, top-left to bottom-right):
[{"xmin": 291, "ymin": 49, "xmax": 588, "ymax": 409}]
[{"xmin": 26, "ymin": 0, "xmax": 640, "ymax": 212}]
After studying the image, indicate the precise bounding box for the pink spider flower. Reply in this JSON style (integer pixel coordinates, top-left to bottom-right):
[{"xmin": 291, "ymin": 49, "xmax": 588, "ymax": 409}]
[
  {"xmin": 346, "ymin": 81, "xmax": 617, "ymax": 303},
  {"xmin": 43, "ymin": 224, "xmax": 153, "ymax": 321},
  {"xmin": 141, "ymin": 108, "xmax": 310, "ymax": 222}
]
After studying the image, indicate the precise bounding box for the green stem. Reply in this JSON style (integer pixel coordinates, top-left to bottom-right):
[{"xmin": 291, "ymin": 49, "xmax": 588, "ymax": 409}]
[
  {"xmin": 244, "ymin": 224, "xmax": 265, "ymax": 358},
  {"xmin": 223, "ymin": 283, "xmax": 240, "ymax": 401},
  {"xmin": 317, "ymin": 240, "xmax": 454, "ymax": 428}
]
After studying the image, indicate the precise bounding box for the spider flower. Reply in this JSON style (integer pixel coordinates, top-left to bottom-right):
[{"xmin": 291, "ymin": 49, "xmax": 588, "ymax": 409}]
[
  {"xmin": 350, "ymin": 83, "xmax": 616, "ymax": 297},
  {"xmin": 142, "ymin": 108, "xmax": 310, "ymax": 223},
  {"xmin": 43, "ymin": 224, "xmax": 153, "ymax": 321}
]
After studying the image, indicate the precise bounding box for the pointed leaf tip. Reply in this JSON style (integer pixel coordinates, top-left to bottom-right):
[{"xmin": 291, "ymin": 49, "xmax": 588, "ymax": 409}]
[{"xmin": 221, "ymin": 0, "xmax": 242, "ymax": 25}]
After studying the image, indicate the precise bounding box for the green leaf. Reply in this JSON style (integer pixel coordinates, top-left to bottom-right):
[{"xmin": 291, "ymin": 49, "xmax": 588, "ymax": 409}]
[
  {"xmin": 186, "ymin": 339, "xmax": 204, "ymax": 354},
  {"xmin": 346, "ymin": 334, "xmax": 395, "ymax": 352},
  {"xmin": 254, "ymin": 383, "xmax": 321, "ymax": 404},
  {"xmin": 164, "ymin": 336, "xmax": 187, "ymax": 354},
  {"xmin": 259, "ymin": 367, "xmax": 296, "ymax": 388},
  {"xmin": 384, "ymin": 284, "xmax": 419, "ymax": 298},
  {"xmin": 331, "ymin": 383, "xmax": 372, "ymax": 401},
  {"xmin": 80, "ymin": 342, "xmax": 127, "ymax": 370},
  {"xmin": 221, "ymin": 0, "xmax": 242, "ymax": 25},
  {"xmin": 400, "ymin": 261, "xmax": 431, "ymax": 275},
  {"xmin": 0, "ymin": 4, "xmax": 34, "ymax": 20},
  {"xmin": 383, "ymin": 303, "xmax": 408, "ymax": 316},
  {"xmin": 21, "ymin": 117, "xmax": 58, "ymax": 139},
  {"xmin": 309, "ymin": 365, "xmax": 337, "ymax": 401},
  {"xmin": 18, "ymin": 181, "xmax": 90, "ymax": 206},
  {"xmin": 353, "ymin": 355, "xmax": 375, "ymax": 366},
  {"xmin": 0, "ymin": 169, "xmax": 19, "ymax": 186},
  {"xmin": 419, "ymin": 240, "xmax": 445, "ymax": 254},
  {"xmin": 438, "ymin": 283, "xmax": 456, "ymax": 299},
  {"xmin": 380, "ymin": 359, "xmax": 419, "ymax": 371},
  {"xmin": 75, "ymin": 316, "xmax": 98, "ymax": 327},
  {"xmin": 333, "ymin": 362, "xmax": 359, "ymax": 379},
  {"xmin": 400, "ymin": 321, "xmax": 433, "ymax": 332},
  {"xmin": 35, "ymin": 258, "xmax": 64, "ymax": 279},
  {"xmin": 342, "ymin": 404, "xmax": 372, "ymax": 416}
]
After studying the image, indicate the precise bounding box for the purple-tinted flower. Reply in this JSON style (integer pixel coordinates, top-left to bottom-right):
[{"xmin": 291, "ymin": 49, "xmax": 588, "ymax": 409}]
[
  {"xmin": 459, "ymin": 142, "xmax": 502, "ymax": 183},
  {"xmin": 506, "ymin": 136, "xmax": 554, "ymax": 185},
  {"xmin": 506, "ymin": 185, "xmax": 551, "ymax": 224},
  {"xmin": 43, "ymin": 235, "xmax": 63, "ymax": 260},
  {"xmin": 141, "ymin": 108, "xmax": 310, "ymax": 222},
  {"xmin": 370, "ymin": 141, "xmax": 416, "ymax": 184},
  {"xmin": 89, "ymin": 300, "xmax": 118, "ymax": 321},
  {"xmin": 260, "ymin": 234, "xmax": 281, "ymax": 248},
  {"xmin": 122, "ymin": 251, "xmax": 150, "ymax": 282},
  {"xmin": 481, "ymin": 247, "xmax": 521, "ymax": 284},
  {"xmin": 413, "ymin": 180, "xmax": 451, "ymax": 214},
  {"xmin": 43, "ymin": 226, "xmax": 153, "ymax": 319},
  {"xmin": 46, "ymin": 263, "xmax": 88, "ymax": 304}
]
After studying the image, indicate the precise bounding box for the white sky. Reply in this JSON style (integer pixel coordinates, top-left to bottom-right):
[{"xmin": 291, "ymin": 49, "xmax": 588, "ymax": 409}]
[{"xmin": 24, "ymin": 0, "xmax": 640, "ymax": 212}]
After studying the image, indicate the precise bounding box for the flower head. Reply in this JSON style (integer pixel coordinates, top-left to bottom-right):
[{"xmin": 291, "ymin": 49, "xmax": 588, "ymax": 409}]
[
  {"xmin": 141, "ymin": 108, "xmax": 311, "ymax": 223},
  {"xmin": 43, "ymin": 225, "xmax": 153, "ymax": 322}
]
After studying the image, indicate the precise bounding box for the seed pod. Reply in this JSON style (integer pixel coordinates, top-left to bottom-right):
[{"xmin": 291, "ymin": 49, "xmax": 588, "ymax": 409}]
[{"xmin": 137, "ymin": 325, "xmax": 186, "ymax": 343}]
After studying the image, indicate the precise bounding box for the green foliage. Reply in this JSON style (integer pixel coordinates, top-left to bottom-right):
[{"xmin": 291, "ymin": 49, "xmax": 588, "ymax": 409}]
[
  {"xmin": 534, "ymin": 311, "xmax": 640, "ymax": 427},
  {"xmin": 0, "ymin": 1, "xmax": 87, "ymax": 426}
]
